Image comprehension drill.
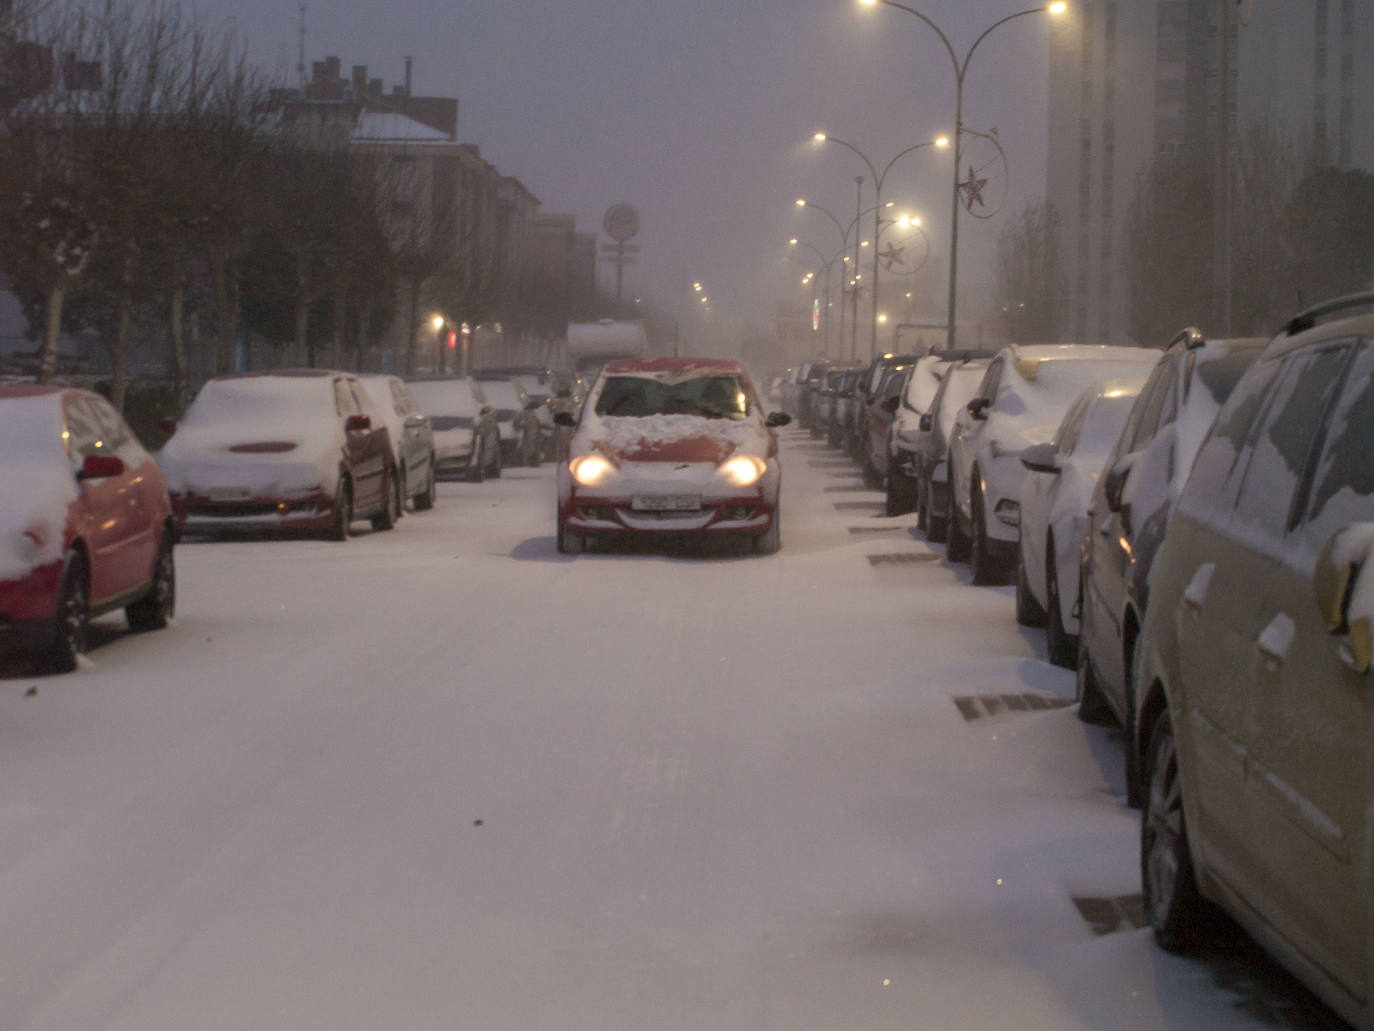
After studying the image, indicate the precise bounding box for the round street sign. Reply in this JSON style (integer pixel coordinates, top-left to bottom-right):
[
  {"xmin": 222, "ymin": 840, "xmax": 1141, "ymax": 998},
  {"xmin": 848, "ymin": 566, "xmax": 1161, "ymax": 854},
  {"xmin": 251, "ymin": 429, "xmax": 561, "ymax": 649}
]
[{"xmin": 603, "ymin": 203, "xmax": 640, "ymax": 241}]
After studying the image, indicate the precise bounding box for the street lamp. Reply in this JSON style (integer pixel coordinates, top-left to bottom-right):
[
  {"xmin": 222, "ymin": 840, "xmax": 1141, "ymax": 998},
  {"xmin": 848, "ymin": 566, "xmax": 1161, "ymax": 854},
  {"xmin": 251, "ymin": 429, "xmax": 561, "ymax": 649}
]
[
  {"xmin": 811, "ymin": 131, "xmax": 949, "ymax": 358},
  {"xmin": 789, "ymin": 237, "xmax": 843, "ymax": 355},
  {"xmin": 857, "ymin": 0, "xmax": 1066, "ymax": 350}
]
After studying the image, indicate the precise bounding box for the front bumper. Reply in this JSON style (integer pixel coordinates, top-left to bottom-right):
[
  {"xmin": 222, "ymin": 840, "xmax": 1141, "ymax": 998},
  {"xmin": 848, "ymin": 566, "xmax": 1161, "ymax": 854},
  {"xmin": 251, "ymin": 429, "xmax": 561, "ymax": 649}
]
[
  {"xmin": 0, "ymin": 561, "xmax": 61, "ymax": 652},
  {"xmin": 563, "ymin": 494, "xmax": 775, "ymax": 537},
  {"xmin": 173, "ymin": 490, "xmax": 335, "ymax": 534}
]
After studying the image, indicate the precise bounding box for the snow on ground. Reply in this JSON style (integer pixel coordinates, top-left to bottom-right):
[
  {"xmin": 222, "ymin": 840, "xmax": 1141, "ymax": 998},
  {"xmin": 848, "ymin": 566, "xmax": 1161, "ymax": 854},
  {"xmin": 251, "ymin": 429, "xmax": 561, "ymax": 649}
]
[{"xmin": 0, "ymin": 428, "xmax": 1340, "ymax": 1030}]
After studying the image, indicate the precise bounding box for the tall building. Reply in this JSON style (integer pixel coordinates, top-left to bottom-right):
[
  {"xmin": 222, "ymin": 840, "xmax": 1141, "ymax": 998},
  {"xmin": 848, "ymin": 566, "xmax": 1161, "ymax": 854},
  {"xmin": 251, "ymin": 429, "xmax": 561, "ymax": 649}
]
[{"xmin": 1047, "ymin": 0, "xmax": 1374, "ymax": 346}]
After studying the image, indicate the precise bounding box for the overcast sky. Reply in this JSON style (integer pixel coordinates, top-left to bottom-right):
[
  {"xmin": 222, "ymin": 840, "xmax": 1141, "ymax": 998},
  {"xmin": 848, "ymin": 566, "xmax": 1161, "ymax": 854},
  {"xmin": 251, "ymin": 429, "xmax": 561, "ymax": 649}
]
[{"xmin": 189, "ymin": 0, "xmax": 1057, "ymax": 348}]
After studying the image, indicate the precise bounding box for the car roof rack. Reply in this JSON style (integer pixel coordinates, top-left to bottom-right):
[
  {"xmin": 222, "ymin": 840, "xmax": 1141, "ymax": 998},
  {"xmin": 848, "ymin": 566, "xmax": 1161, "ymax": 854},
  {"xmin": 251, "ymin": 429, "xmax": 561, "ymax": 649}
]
[{"xmin": 1284, "ymin": 292, "xmax": 1374, "ymax": 336}]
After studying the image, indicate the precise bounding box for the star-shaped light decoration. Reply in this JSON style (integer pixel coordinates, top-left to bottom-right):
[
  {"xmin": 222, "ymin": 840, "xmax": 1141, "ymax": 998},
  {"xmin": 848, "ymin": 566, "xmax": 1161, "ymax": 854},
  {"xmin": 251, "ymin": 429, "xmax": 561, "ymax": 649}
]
[
  {"xmin": 878, "ymin": 242, "xmax": 906, "ymax": 272},
  {"xmin": 959, "ymin": 165, "xmax": 988, "ymax": 211}
]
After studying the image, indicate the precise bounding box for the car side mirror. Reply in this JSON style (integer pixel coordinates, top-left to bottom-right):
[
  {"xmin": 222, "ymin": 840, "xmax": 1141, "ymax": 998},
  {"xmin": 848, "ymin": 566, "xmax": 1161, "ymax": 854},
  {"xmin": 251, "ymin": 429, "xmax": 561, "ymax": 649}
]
[
  {"xmin": 344, "ymin": 413, "xmax": 371, "ymax": 432},
  {"xmin": 882, "ymin": 395, "xmax": 900, "ymax": 414},
  {"xmin": 553, "ymin": 411, "xmax": 577, "ymax": 428},
  {"xmin": 77, "ymin": 453, "xmax": 125, "ymax": 481},
  {"xmin": 403, "ymin": 414, "xmax": 427, "ymax": 429},
  {"xmin": 1102, "ymin": 455, "xmax": 1134, "ymax": 513},
  {"xmin": 1313, "ymin": 524, "xmax": 1374, "ymax": 674},
  {"xmin": 967, "ymin": 397, "xmax": 991, "ymax": 420},
  {"xmin": 1019, "ymin": 442, "xmax": 1060, "ymax": 474},
  {"xmin": 766, "ymin": 411, "xmax": 791, "ymax": 428},
  {"xmin": 918, "ymin": 413, "xmax": 933, "ymax": 432}
]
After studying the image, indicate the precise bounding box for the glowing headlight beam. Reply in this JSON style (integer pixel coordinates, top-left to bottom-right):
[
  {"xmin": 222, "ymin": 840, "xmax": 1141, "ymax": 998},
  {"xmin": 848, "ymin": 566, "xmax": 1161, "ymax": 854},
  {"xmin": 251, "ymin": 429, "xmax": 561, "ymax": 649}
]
[
  {"xmin": 569, "ymin": 454, "xmax": 616, "ymax": 487},
  {"xmin": 718, "ymin": 455, "xmax": 767, "ymax": 487}
]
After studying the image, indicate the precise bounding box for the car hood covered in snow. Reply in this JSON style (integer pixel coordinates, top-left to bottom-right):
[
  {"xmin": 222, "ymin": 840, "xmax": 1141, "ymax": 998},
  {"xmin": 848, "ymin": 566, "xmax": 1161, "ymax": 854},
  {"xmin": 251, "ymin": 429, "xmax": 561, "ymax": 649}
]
[{"xmin": 572, "ymin": 414, "xmax": 768, "ymax": 466}]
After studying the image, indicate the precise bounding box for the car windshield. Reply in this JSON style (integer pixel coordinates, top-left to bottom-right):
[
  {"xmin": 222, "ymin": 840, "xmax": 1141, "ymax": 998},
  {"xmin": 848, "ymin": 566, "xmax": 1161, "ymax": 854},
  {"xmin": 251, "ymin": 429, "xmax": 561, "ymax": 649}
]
[{"xmin": 594, "ymin": 374, "xmax": 750, "ymax": 419}]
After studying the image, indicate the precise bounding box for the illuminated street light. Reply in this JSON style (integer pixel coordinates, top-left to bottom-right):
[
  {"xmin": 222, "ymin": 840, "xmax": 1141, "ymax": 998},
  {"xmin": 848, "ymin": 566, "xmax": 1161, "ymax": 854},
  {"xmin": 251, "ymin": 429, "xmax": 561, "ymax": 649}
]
[
  {"xmin": 857, "ymin": 0, "xmax": 1066, "ymax": 349},
  {"xmin": 810, "ymin": 130, "xmax": 950, "ymax": 357}
]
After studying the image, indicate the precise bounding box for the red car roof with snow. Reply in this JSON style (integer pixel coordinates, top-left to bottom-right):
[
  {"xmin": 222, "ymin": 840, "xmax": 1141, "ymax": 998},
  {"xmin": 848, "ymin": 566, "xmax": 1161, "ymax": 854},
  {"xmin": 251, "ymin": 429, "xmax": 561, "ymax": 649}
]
[{"xmin": 601, "ymin": 357, "xmax": 744, "ymax": 375}]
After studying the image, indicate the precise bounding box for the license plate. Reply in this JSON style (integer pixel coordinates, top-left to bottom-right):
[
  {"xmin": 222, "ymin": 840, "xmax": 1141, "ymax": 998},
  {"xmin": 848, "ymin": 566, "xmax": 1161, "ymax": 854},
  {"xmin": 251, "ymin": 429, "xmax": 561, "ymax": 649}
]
[
  {"xmin": 631, "ymin": 494, "xmax": 701, "ymax": 512},
  {"xmin": 208, "ymin": 486, "xmax": 253, "ymax": 502}
]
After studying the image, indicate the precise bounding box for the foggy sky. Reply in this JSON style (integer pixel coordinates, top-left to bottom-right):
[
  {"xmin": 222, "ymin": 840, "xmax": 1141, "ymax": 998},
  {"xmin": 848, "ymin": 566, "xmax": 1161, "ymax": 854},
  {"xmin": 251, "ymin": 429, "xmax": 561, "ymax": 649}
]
[{"xmin": 188, "ymin": 0, "xmax": 1055, "ymax": 349}]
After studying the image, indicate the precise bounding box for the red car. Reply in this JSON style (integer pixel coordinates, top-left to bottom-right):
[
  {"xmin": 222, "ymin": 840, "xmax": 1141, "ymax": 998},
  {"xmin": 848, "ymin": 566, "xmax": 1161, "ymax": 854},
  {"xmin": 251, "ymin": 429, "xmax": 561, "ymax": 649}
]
[
  {"xmin": 0, "ymin": 385, "xmax": 176, "ymax": 671},
  {"xmin": 554, "ymin": 357, "xmax": 790, "ymax": 554}
]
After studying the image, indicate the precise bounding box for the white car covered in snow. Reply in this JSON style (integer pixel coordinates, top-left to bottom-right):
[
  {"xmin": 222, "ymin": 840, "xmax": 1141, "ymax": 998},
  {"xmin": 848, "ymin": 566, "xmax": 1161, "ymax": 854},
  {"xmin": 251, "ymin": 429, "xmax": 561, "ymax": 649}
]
[
  {"xmin": 1016, "ymin": 376, "xmax": 1147, "ymax": 668},
  {"xmin": 404, "ymin": 376, "xmax": 502, "ymax": 482},
  {"xmin": 554, "ymin": 357, "xmax": 791, "ymax": 555},
  {"xmin": 946, "ymin": 344, "xmax": 1161, "ymax": 585}
]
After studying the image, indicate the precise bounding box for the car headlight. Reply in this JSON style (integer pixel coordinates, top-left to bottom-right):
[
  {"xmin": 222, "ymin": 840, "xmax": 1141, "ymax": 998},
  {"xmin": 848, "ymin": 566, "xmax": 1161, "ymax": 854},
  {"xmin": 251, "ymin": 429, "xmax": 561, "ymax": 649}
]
[
  {"xmin": 569, "ymin": 454, "xmax": 617, "ymax": 487},
  {"xmin": 718, "ymin": 455, "xmax": 767, "ymax": 487}
]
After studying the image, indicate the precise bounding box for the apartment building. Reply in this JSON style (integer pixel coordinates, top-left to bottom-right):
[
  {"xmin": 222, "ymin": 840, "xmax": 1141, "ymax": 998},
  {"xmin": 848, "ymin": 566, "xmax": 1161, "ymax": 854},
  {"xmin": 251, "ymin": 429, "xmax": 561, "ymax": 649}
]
[{"xmin": 1047, "ymin": 0, "xmax": 1374, "ymax": 345}]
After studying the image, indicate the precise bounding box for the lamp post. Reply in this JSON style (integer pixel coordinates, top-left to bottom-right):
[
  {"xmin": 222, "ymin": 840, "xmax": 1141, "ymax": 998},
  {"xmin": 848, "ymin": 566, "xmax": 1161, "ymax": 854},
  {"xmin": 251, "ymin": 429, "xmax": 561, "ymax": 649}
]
[
  {"xmin": 812, "ymin": 132, "xmax": 949, "ymax": 358},
  {"xmin": 858, "ymin": 0, "xmax": 1066, "ymax": 350},
  {"xmin": 789, "ymin": 238, "xmax": 841, "ymax": 355},
  {"xmin": 795, "ymin": 197, "xmax": 856, "ymax": 358}
]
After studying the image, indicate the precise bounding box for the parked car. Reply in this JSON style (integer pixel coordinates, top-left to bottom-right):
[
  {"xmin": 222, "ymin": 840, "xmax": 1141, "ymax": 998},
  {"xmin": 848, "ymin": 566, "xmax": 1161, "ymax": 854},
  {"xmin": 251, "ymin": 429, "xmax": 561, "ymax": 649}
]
[
  {"xmin": 888, "ymin": 349, "xmax": 996, "ymax": 516},
  {"xmin": 830, "ymin": 369, "xmax": 864, "ymax": 449},
  {"xmin": 862, "ymin": 361, "xmax": 914, "ymax": 488},
  {"xmin": 947, "ymin": 344, "xmax": 1161, "ymax": 584},
  {"xmin": 914, "ymin": 357, "xmax": 993, "ymax": 541},
  {"xmin": 848, "ymin": 352, "xmax": 916, "ymax": 460},
  {"xmin": 1016, "ymin": 377, "xmax": 1147, "ymax": 668},
  {"xmin": 796, "ymin": 358, "xmax": 833, "ymax": 431},
  {"xmin": 473, "ymin": 373, "xmax": 542, "ymax": 466},
  {"xmin": 1076, "ymin": 331, "xmax": 1266, "ymax": 763},
  {"xmin": 813, "ymin": 363, "xmax": 861, "ymax": 443},
  {"xmin": 0, "ymin": 385, "xmax": 176, "ymax": 671},
  {"xmin": 405, "ymin": 376, "xmax": 501, "ymax": 482},
  {"xmin": 554, "ymin": 357, "xmax": 791, "ymax": 555},
  {"xmin": 358, "ymin": 374, "xmax": 437, "ymax": 512},
  {"xmin": 1133, "ymin": 293, "xmax": 1374, "ymax": 1030},
  {"xmin": 159, "ymin": 370, "xmax": 397, "ymax": 540},
  {"xmin": 475, "ymin": 366, "xmax": 557, "ymax": 459},
  {"xmin": 781, "ymin": 358, "xmax": 825, "ymax": 423}
]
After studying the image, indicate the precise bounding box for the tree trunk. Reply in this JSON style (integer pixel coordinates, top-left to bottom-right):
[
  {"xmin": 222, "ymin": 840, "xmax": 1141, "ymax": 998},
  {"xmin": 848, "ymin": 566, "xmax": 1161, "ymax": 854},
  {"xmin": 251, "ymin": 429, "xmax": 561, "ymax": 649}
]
[
  {"xmin": 169, "ymin": 274, "xmax": 188, "ymax": 416},
  {"xmin": 296, "ymin": 250, "xmax": 313, "ymax": 368},
  {"xmin": 356, "ymin": 300, "xmax": 373, "ymax": 372},
  {"xmin": 36, "ymin": 277, "xmax": 67, "ymax": 385},
  {"xmin": 212, "ymin": 248, "xmax": 235, "ymax": 374},
  {"xmin": 405, "ymin": 276, "xmax": 422, "ymax": 375},
  {"xmin": 331, "ymin": 281, "xmax": 348, "ymax": 370},
  {"xmin": 110, "ymin": 241, "xmax": 138, "ymax": 412}
]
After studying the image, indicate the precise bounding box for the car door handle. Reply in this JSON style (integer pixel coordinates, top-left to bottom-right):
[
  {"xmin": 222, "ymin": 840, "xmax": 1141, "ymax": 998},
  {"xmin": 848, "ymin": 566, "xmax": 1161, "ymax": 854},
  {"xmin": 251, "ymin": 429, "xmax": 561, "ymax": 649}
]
[{"xmin": 1256, "ymin": 613, "xmax": 1295, "ymax": 669}]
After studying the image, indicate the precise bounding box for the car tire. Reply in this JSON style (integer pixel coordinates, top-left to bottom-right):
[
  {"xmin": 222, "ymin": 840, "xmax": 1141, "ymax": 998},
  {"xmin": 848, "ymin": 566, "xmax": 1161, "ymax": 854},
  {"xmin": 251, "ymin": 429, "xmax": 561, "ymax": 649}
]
[
  {"xmin": 1015, "ymin": 547, "xmax": 1046, "ymax": 626},
  {"xmin": 126, "ymin": 532, "xmax": 176, "ymax": 632},
  {"xmin": 487, "ymin": 440, "xmax": 502, "ymax": 479},
  {"xmin": 413, "ymin": 456, "xmax": 436, "ymax": 511},
  {"xmin": 915, "ymin": 479, "xmax": 929, "ymax": 533},
  {"xmin": 885, "ymin": 468, "xmax": 916, "ymax": 517},
  {"xmin": 1075, "ymin": 630, "xmax": 1115, "ymax": 726},
  {"xmin": 946, "ymin": 495, "xmax": 971, "ymax": 561},
  {"xmin": 754, "ymin": 506, "xmax": 781, "ymax": 555},
  {"xmin": 47, "ymin": 550, "xmax": 89, "ymax": 673},
  {"xmin": 467, "ymin": 442, "xmax": 486, "ymax": 483},
  {"xmin": 1045, "ymin": 541, "xmax": 1076, "ymax": 668},
  {"xmin": 556, "ymin": 513, "xmax": 583, "ymax": 555},
  {"xmin": 327, "ymin": 478, "xmax": 353, "ymax": 541},
  {"xmin": 371, "ymin": 467, "xmax": 400, "ymax": 531},
  {"xmin": 969, "ymin": 485, "xmax": 1000, "ymax": 585},
  {"xmin": 1141, "ymin": 710, "xmax": 1209, "ymax": 953}
]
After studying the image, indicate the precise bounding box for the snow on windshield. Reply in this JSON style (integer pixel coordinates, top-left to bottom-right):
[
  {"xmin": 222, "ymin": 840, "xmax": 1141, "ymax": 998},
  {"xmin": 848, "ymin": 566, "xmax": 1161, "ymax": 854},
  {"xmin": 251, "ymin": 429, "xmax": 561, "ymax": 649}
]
[
  {"xmin": 594, "ymin": 374, "xmax": 750, "ymax": 420},
  {"xmin": 407, "ymin": 379, "xmax": 478, "ymax": 418}
]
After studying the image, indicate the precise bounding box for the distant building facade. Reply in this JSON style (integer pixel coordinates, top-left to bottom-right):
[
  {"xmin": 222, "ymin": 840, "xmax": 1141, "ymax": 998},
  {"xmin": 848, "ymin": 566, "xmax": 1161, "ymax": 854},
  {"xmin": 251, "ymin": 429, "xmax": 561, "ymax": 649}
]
[{"xmin": 1047, "ymin": 0, "xmax": 1374, "ymax": 345}]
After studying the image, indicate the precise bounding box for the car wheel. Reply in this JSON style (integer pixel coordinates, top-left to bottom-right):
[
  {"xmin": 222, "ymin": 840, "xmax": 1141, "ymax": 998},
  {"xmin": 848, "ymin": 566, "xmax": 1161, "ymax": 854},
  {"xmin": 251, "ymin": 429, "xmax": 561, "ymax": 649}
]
[
  {"xmin": 1015, "ymin": 546, "xmax": 1046, "ymax": 626},
  {"xmin": 1141, "ymin": 709, "xmax": 1208, "ymax": 952},
  {"xmin": 754, "ymin": 505, "xmax": 781, "ymax": 555},
  {"xmin": 413, "ymin": 456, "xmax": 436, "ymax": 511},
  {"xmin": 47, "ymin": 550, "xmax": 89, "ymax": 673},
  {"xmin": 487, "ymin": 440, "xmax": 502, "ymax": 479},
  {"xmin": 946, "ymin": 493, "xmax": 971, "ymax": 561},
  {"xmin": 556, "ymin": 512, "xmax": 583, "ymax": 555},
  {"xmin": 969, "ymin": 484, "xmax": 998, "ymax": 584},
  {"xmin": 126, "ymin": 532, "xmax": 176, "ymax": 632},
  {"xmin": 371, "ymin": 467, "xmax": 400, "ymax": 531},
  {"xmin": 327, "ymin": 478, "xmax": 353, "ymax": 540},
  {"xmin": 1045, "ymin": 541, "xmax": 1076, "ymax": 668},
  {"xmin": 915, "ymin": 478, "xmax": 929, "ymax": 533},
  {"xmin": 467, "ymin": 442, "xmax": 486, "ymax": 483},
  {"xmin": 885, "ymin": 468, "xmax": 916, "ymax": 517}
]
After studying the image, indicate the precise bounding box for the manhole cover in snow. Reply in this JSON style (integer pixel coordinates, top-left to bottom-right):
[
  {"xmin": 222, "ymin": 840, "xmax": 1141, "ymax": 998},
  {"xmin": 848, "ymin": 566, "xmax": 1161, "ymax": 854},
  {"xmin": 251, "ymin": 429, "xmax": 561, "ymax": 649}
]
[
  {"xmin": 1072, "ymin": 895, "xmax": 1147, "ymax": 936},
  {"xmin": 867, "ymin": 552, "xmax": 939, "ymax": 566},
  {"xmin": 952, "ymin": 693, "xmax": 1071, "ymax": 720}
]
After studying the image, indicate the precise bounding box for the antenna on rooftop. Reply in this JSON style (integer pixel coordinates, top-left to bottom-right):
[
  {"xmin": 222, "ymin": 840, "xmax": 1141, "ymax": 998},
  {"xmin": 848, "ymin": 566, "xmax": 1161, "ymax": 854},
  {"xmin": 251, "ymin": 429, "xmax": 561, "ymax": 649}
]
[{"xmin": 297, "ymin": 3, "xmax": 307, "ymax": 89}]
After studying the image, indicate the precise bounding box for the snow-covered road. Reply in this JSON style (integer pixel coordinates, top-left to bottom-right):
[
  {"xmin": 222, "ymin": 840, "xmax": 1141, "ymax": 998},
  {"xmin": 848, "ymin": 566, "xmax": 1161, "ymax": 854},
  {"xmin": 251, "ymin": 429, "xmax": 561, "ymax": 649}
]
[{"xmin": 0, "ymin": 427, "xmax": 1338, "ymax": 1029}]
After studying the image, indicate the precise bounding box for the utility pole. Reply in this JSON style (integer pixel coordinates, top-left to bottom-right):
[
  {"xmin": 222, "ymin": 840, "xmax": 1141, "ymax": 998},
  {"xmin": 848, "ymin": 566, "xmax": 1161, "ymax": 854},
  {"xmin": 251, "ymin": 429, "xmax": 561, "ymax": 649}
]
[
  {"xmin": 851, "ymin": 176, "xmax": 863, "ymax": 360},
  {"xmin": 1214, "ymin": 0, "xmax": 1234, "ymax": 335}
]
